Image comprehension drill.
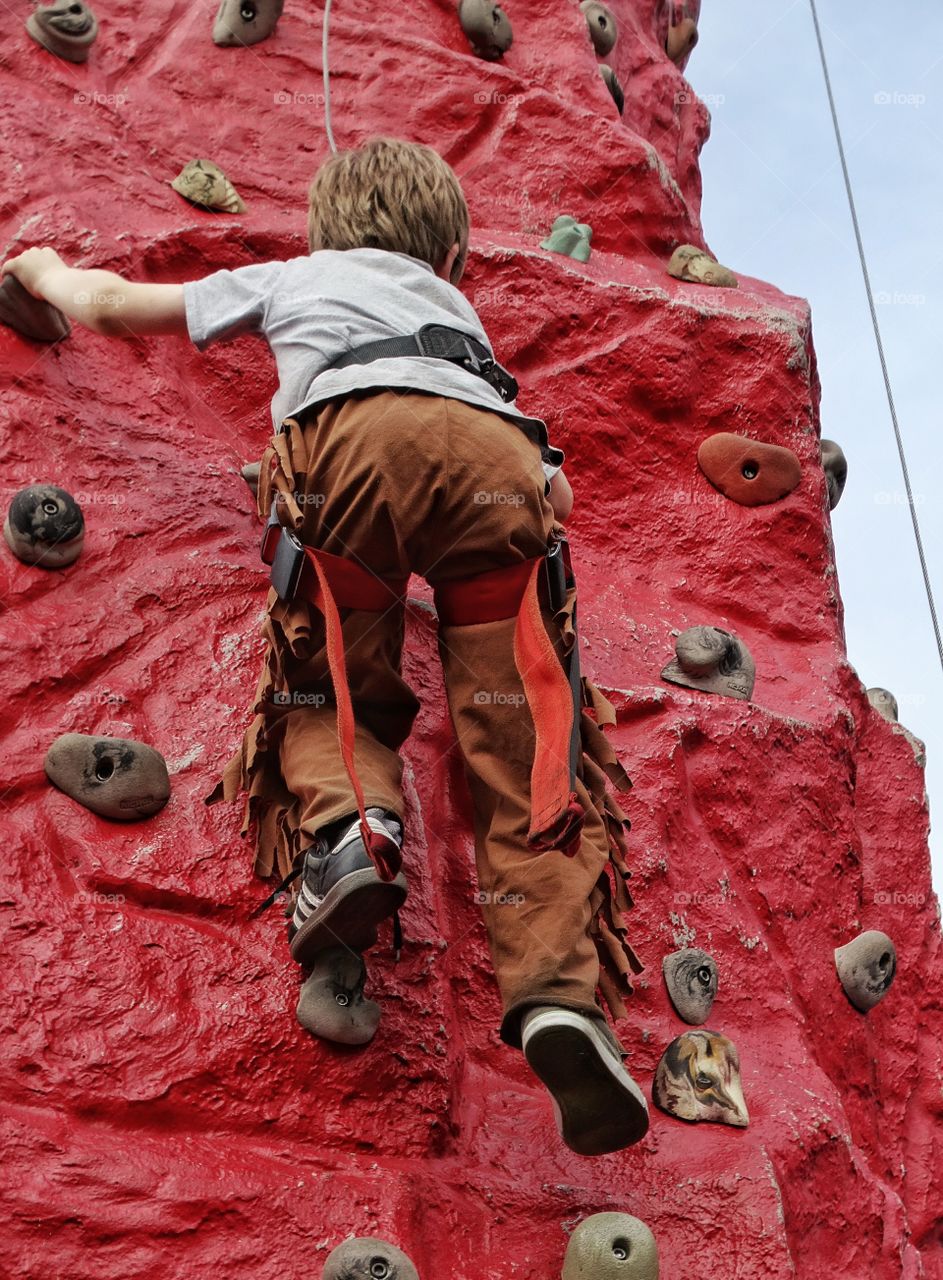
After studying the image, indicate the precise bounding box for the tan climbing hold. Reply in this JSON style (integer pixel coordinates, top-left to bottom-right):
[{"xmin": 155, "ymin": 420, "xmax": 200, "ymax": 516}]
[
  {"xmin": 867, "ymin": 687, "xmax": 899, "ymax": 723},
  {"xmin": 653, "ymin": 1030, "xmax": 749, "ymax": 1127},
  {"xmin": 581, "ymin": 1, "xmax": 617, "ymax": 56},
  {"xmin": 296, "ymin": 947, "xmax": 381, "ymax": 1046},
  {"xmin": 321, "ymin": 1237, "xmax": 420, "ymax": 1280},
  {"xmin": 835, "ymin": 930, "xmax": 896, "ymax": 1012},
  {"xmin": 44, "ymin": 734, "xmax": 171, "ymax": 821},
  {"xmin": 213, "ymin": 0, "xmax": 284, "ymax": 47},
  {"xmin": 26, "ymin": 1, "xmax": 98, "ymax": 63},
  {"xmin": 458, "ymin": 0, "xmax": 513, "ymax": 61},
  {"xmin": 661, "ymin": 625, "xmax": 755, "ymax": 701},
  {"xmin": 666, "ymin": 17, "xmax": 698, "ymax": 65},
  {"xmin": 171, "ymin": 159, "xmax": 246, "ymax": 214},
  {"xmin": 662, "ymin": 947, "xmax": 718, "ymax": 1025},
  {"xmin": 0, "ymin": 276, "xmax": 70, "ymax": 342},
  {"xmin": 667, "ymin": 244, "xmax": 738, "ymax": 288},
  {"xmin": 821, "ymin": 438, "xmax": 847, "ymax": 510},
  {"xmin": 599, "ymin": 65, "xmax": 624, "ymax": 114},
  {"xmin": 4, "ymin": 484, "xmax": 84, "ymax": 568},
  {"xmin": 562, "ymin": 1212, "xmax": 659, "ymax": 1279},
  {"xmin": 697, "ymin": 432, "xmax": 802, "ymax": 506}
]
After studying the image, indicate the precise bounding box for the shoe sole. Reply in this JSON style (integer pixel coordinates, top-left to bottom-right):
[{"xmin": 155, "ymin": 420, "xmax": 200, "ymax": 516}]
[
  {"xmin": 289, "ymin": 867, "xmax": 408, "ymax": 966},
  {"xmin": 523, "ymin": 1009, "xmax": 650, "ymax": 1156}
]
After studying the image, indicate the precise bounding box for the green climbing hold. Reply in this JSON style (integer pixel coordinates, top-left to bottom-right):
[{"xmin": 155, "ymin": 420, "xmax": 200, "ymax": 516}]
[{"xmin": 541, "ymin": 215, "xmax": 592, "ymax": 263}]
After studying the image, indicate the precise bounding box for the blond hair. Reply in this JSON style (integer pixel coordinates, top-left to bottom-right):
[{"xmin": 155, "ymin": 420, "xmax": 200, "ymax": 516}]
[{"xmin": 307, "ymin": 138, "xmax": 470, "ymax": 283}]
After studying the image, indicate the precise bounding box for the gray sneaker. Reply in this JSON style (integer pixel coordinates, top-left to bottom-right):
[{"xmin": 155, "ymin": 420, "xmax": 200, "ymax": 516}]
[
  {"xmin": 522, "ymin": 1005, "xmax": 650, "ymax": 1156},
  {"xmin": 289, "ymin": 809, "xmax": 407, "ymax": 966}
]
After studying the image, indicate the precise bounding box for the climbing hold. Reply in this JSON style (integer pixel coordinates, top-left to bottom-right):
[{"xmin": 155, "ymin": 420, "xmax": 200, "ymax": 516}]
[
  {"xmin": 820, "ymin": 438, "xmax": 847, "ymax": 510},
  {"xmin": 213, "ymin": 0, "xmax": 284, "ymax": 47},
  {"xmin": 44, "ymin": 733, "xmax": 171, "ymax": 821},
  {"xmin": 171, "ymin": 159, "xmax": 246, "ymax": 214},
  {"xmin": 662, "ymin": 947, "xmax": 718, "ymax": 1025},
  {"xmin": 661, "ymin": 626, "xmax": 755, "ymax": 701},
  {"xmin": 599, "ymin": 65, "xmax": 624, "ymax": 114},
  {"xmin": 4, "ymin": 484, "xmax": 84, "ymax": 568},
  {"xmin": 296, "ymin": 947, "xmax": 381, "ymax": 1046},
  {"xmin": 667, "ymin": 244, "xmax": 738, "ymax": 288},
  {"xmin": 664, "ymin": 0, "xmax": 699, "ymax": 67},
  {"xmin": 867, "ymin": 687, "xmax": 899, "ymax": 723},
  {"xmin": 321, "ymin": 1237, "xmax": 420, "ymax": 1280},
  {"xmin": 241, "ymin": 462, "xmax": 261, "ymax": 498},
  {"xmin": 580, "ymin": 1, "xmax": 617, "ymax": 56},
  {"xmin": 458, "ymin": 0, "xmax": 513, "ymax": 61},
  {"xmin": 653, "ymin": 1030, "xmax": 749, "ymax": 1127},
  {"xmin": 26, "ymin": 1, "xmax": 98, "ymax": 63},
  {"xmin": 562, "ymin": 1212, "xmax": 659, "ymax": 1280},
  {"xmin": 697, "ymin": 432, "xmax": 802, "ymax": 506},
  {"xmin": 835, "ymin": 930, "xmax": 897, "ymax": 1012},
  {"xmin": 0, "ymin": 276, "xmax": 70, "ymax": 343},
  {"xmin": 541, "ymin": 215, "xmax": 592, "ymax": 263}
]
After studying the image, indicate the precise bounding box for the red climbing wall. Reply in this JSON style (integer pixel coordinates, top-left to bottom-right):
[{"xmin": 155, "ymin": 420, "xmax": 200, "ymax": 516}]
[{"xmin": 2, "ymin": 2, "xmax": 942, "ymax": 1277}]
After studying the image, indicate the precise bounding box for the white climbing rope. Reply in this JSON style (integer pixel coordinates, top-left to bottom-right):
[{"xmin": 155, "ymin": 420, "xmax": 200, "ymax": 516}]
[
  {"xmin": 808, "ymin": 0, "xmax": 943, "ymax": 675},
  {"xmin": 323, "ymin": 0, "xmax": 338, "ymax": 153}
]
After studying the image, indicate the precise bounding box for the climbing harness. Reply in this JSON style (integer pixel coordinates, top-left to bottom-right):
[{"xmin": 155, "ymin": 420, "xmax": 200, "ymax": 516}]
[
  {"xmin": 330, "ymin": 323, "xmax": 519, "ymax": 403},
  {"xmin": 809, "ymin": 0, "xmax": 943, "ymax": 677}
]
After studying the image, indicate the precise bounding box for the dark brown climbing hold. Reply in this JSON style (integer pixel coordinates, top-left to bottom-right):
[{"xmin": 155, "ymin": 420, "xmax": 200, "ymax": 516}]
[
  {"xmin": 562, "ymin": 1212, "xmax": 659, "ymax": 1279},
  {"xmin": 835, "ymin": 930, "xmax": 896, "ymax": 1012},
  {"xmin": 821, "ymin": 438, "xmax": 847, "ymax": 510},
  {"xmin": 4, "ymin": 484, "xmax": 84, "ymax": 568},
  {"xmin": 581, "ymin": 1, "xmax": 617, "ymax": 56},
  {"xmin": 44, "ymin": 734, "xmax": 171, "ymax": 821},
  {"xmin": 26, "ymin": 1, "xmax": 98, "ymax": 63},
  {"xmin": 661, "ymin": 626, "xmax": 755, "ymax": 701},
  {"xmin": 697, "ymin": 432, "xmax": 801, "ymax": 506},
  {"xmin": 599, "ymin": 65, "xmax": 624, "ymax": 114},
  {"xmin": 296, "ymin": 947, "xmax": 381, "ymax": 1046},
  {"xmin": 653, "ymin": 1030, "xmax": 749, "ymax": 1127},
  {"xmin": 458, "ymin": 0, "xmax": 513, "ymax": 60},
  {"xmin": 0, "ymin": 276, "xmax": 70, "ymax": 343},
  {"xmin": 663, "ymin": 947, "xmax": 718, "ymax": 1024},
  {"xmin": 213, "ymin": 0, "xmax": 284, "ymax": 47},
  {"xmin": 322, "ymin": 1237, "xmax": 420, "ymax": 1280},
  {"xmin": 666, "ymin": 17, "xmax": 698, "ymax": 65}
]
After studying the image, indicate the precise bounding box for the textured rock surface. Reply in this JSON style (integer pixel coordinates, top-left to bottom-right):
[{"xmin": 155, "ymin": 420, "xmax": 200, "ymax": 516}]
[{"xmin": 1, "ymin": 2, "xmax": 941, "ymax": 1278}]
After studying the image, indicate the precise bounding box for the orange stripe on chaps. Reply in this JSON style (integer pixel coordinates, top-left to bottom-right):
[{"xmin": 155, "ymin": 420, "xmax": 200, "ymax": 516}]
[{"xmin": 435, "ymin": 559, "xmax": 585, "ymax": 858}]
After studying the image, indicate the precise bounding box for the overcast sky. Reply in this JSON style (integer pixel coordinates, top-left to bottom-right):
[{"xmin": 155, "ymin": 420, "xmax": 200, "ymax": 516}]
[{"xmin": 690, "ymin": 0, "xmax": 942, "ymax": 887}]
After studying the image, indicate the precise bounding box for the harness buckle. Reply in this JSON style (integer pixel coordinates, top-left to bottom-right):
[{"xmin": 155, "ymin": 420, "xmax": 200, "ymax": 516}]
[
  {"xmin": 270, "ymin": 528, "xmax": 306, "ymax": 601},
  {"xmin": 260, "ymin": 504, "xmax": 283, "ymax": 565}
]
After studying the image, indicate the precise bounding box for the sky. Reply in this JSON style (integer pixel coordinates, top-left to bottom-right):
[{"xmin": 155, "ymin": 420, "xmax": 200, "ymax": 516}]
[{"xmin": 690, "ymin": 0, "xmax": 942, "ymax": 887}]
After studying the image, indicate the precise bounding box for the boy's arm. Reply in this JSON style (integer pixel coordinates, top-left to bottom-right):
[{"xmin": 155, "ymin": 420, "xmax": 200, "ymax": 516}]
[
  {"xmin": 1, "ymin": 247, "xmax": 186, "ymax": 338},
  {"xmin": 549, "ymin": 469, "xmax": 573, "ymax": 523}
]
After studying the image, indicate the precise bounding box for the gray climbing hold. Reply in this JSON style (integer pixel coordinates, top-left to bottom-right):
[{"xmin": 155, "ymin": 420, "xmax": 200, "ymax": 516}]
[
  {"xmin": 599, "ymin": 64, "xmax": 624, "ymax": 114},
  {"xmin": 867, "ymin": 687, "xmax": 899, "ymax": 723},
  {"xmin": 821, "ymin": 439, "xmax": 847, "ymax": 510},
  {"xmin": 213, "ymin": 0, "xmax": 284, "ymax": 46},
  {"xmin": 322, "ymin": 1237, "xmax": 420, "ymax": 1280},
  {"xmin": 27, "ymin": 1, "xmax": 98, "ymax": 62},
  {"xmin": 835, "ymin": 930, "xmax": 896, "ymax": 1012},
  {"xmin": 662, "ymin": 947, "xmax": 718, "ymax": 1025},
  {"xmin": 581, "ymin": 1, "xmax": 617, "ymax": 56},
  {"xmin": 171, "ymin": 159, "xmax": 246, "ymax": 214},
  {"xmin": 241, "ymin": 462, "xmax": 261, "ymax": 498},
  {"xmin": 661, "ymin": 626, "xmax": 755, "ymax": 701},
  {"xmin": 458, "ymin": 0, "xmax": 513, "ymax": 60},
  {"xmin": 653, "ymin": 1030, "xmax": 749, "ymax": 1127},
  {"xmin": 0, "ymin": 276, "xmax": 70, "ymax": 343},
  {"xmin": 296, "ymin": 947, "xmax": 381, "ymax": 1046},
  {"xmin": 541, "ymin": 215, "xmax": 592, "ymax": 263},
  {"xmin": 44, "ymin": 733, "xmax": 171, "ymax": 821},
  {"xmin": 667, "ymin": 244, "xmax": 738, "ymax": 288},
  {"xmin": 4, "ymin": 484, "xmax": 84, "ymax": 568},
  {"xmin": 562, "ymin": 1213, "xmax": 659, "ymax": 1280}
]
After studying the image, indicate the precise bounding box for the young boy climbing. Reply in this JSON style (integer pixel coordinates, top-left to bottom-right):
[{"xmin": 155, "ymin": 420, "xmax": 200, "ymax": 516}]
[{"xmin": 2, "ymin": 137, "xmax": 648, "ymax": 1157}]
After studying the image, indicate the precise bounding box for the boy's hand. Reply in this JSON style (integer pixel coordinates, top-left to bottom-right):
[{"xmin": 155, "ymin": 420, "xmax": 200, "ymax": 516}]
[{"xmin": 1, "ymin": 247, "xmax": 66, "ymax": 299}]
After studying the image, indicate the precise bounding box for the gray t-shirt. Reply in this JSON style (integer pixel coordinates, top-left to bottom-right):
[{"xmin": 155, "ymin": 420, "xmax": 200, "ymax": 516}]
[{"xmin": 184, "ymin": 247, "xmax": 562, "ymax": 477}]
